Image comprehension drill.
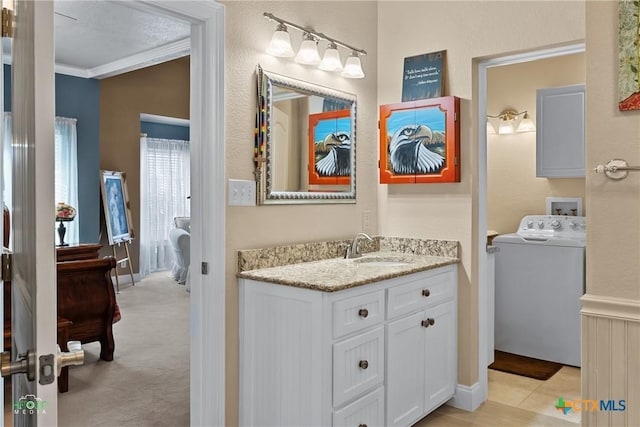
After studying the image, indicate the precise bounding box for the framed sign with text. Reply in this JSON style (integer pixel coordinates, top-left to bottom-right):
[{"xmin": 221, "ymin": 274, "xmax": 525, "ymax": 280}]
[{"xmin": 402, "ymin": 50, "xmax": 446, "ymax": 102}]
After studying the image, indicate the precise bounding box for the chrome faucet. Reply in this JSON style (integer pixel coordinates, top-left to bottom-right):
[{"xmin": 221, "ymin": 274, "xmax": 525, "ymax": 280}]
[{"xmin": 345, "ymin": 233, "xmax": 373, "ymax": 259}]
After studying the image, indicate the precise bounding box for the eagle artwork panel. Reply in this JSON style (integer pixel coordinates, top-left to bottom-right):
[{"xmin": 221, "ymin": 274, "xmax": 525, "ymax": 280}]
[
  {"xmin": 385, "ymin": 107, "xmax": 446, "ymax": 175},
  {"xmin": 309, "ymin": 110, "xmax": 352, "ymax": 185},
  {"xmin": 379, "ymin": 97, "xmax": 460, "ymax": 184}
]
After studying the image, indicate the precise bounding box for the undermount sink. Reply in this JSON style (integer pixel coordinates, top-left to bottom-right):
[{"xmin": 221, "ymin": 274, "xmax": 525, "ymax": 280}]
[{"xmin": 352, "ymin": 255, "xmax": 410, "ymax": 267}]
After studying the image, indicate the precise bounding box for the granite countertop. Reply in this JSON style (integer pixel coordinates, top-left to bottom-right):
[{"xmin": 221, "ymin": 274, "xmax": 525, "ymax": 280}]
[{"xmin": 237, "ymin": 250, "xmax": 459, "ymax": 292}]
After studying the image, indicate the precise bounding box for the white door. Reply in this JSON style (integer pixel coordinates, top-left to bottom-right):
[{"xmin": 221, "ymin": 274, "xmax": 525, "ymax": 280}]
[
  {"xmin": 386, "ymin": 311, "xmax": 424, "ymax": 427},
  {"xmin": 8, "ymin": 1, "xmax": 58, "ymax": 425}
]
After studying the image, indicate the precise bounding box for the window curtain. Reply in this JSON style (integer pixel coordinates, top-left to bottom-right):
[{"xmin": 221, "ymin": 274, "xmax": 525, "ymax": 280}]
[
  {"xmin": 54, "ymin": 117, "xmax": 79, "ymax": 245},
  {"xmin": 3, "ymin": 114, "xmax": 78, "ymax": 245},
  {"xmin": 139, "ymin": 135, "xmax": 190, "ymax": 277}
]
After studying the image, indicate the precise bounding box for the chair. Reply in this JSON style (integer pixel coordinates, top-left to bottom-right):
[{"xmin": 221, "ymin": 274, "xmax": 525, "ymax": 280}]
[
  {"xmin": 169, "ymin": 227, "xmax": 190, "ymax": 285},
  {"xmin": 173, "ymin": 216, "xmax": 191, "ymax": 232}
]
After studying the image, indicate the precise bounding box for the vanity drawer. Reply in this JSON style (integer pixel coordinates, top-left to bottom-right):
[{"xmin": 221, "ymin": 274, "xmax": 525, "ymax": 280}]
[
  {"xmin": 333, "ymin": 387, "xmax": 384, "ymax": 427},
  {"xmin": 387, "ymin": 267, "xmax": 454, "ymax": 320},
  {"xmin": 333, "ymin": 290, "xmax": 385, "ymax": 339},
  {"xmin": 333, "ymin": 327, "xmax": 384, "ymax": 407}
]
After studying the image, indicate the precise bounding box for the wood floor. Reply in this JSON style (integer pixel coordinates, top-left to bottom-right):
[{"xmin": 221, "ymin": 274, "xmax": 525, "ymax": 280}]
[{"xmin": 415, "ymin": 367, "xmax": 581, "ymax": 426}]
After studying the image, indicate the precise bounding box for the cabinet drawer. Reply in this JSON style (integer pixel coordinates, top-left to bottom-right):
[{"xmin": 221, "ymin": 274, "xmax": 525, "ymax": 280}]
[
  {"xmin": 333, "ymin": 327, "xmax": 384, "ymax": 407},
  {"xmin": 333, "ymin": 290, "xmax": 385, "ymax": 339},
  {"xmin": 333, "ymin": 387, "xmax": 384, "ymax": 427},
  {"xmin": 387, "ymin": 268, "xmax": 454, "ymax": 320}
]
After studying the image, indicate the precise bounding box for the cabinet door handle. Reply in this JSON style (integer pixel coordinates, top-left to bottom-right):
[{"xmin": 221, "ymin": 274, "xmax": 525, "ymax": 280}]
[
  {"xmin": 358, "ymin": 308, "xmax": 369, "ymax": 318},
  {"xmin": 358, "ymin": 360, "xmax": 369, "ymax": 370},
  {"xmin": 422, "ymin": 289, "xmax": 431, "ymax": 297},
  {"xmin": 421, "ymin": 319, "xmax": 430, "ymax": 328}
]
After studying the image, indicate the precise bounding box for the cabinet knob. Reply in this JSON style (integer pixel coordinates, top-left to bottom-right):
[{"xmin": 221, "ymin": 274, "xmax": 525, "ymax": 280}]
[
  {"xmin": 358, "ymin": 424, "xmax": 367, "ymax": 427},
  {"xmin": 421, "ymin": 319, "xmax": 430, "ymax": 328},
  {"xmin": 358, "ymin": 308, "xmax": 369, "ymax": 318},
  {"xmin": 422, "ymin": 289, "xmax": 431, "ymax": 297},
  {"xmin": 358, "ymin": 360, "xmax": 369, "ymax": 370},
  {"xmin": 428, "ymin": 318, "xmax": 435, "ymax": 326}
]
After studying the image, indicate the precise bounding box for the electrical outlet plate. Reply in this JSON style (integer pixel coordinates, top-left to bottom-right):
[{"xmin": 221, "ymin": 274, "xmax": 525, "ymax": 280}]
[
  {"xmin": 362, "ymin": 210, "xmax": 372, "ymax": 233},
  {"xmin": 228, "ymin": 179, "xmax": 256, "ymax": 206}
]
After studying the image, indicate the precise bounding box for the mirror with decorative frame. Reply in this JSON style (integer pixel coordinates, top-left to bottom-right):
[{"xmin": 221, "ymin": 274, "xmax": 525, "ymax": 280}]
[{"xmin": 255, "ymin": 66, "xmax": 356, "ymax": 204}]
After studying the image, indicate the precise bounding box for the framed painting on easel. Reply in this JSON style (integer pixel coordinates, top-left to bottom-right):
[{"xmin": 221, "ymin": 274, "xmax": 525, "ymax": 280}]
[{"xmin": 100, "ymin": 170, "xmax": 134, "ymax": 245}]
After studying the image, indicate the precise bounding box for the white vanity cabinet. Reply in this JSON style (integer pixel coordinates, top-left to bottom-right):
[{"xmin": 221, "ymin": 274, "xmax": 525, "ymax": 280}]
[{"xmin": 239, "ymin": 263, "xmax": 457, "ymax": 427}]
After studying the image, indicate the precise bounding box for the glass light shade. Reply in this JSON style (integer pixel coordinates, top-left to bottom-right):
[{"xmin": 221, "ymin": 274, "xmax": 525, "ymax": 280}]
[
  {"xmin": 341, "ymin": 53, "xmax": 365, "ymax": 78},
  {"xmin": 517, "ymin": 113, "xmax": 536, "ymax": 132},
  {"xmin": 295, "ymin": 36, "xmax": 321, "ymax": 65},
  {"xmin": 266, "ymin": 26, "xmax": 295, "ymax": 57},
  {"xmin": 319, "ymin": 44, "xmax": 343, "ymax": 72},
  {"xmin": 498, "ymin": 119, "xmax": 515, "ymax": 135},
  {"xmin": 486, "ymin": 119, "xmax": 497, "ymax": 134}
]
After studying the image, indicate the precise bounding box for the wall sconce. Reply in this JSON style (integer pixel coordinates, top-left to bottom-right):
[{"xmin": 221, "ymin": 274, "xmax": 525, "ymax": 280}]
[
  {"xmin": 487, "ymin": 110, "xmax": 536, "ymax": 135},
  {"xmin": 264, "ymin": 12, "xmax": 367, "ymax": 79}
]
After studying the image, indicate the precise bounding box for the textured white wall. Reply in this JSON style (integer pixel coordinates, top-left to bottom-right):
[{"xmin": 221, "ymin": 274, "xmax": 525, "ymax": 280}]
[
  {"xmin": 487, "ymin": 54, "xmax": 586, "ymax": 235},
  {"xmin": 377, "ymin": 0, "xmax": 585, "ymax": 387},
  {"xmin": 223, "ymin": 2, "xmax": 378, "ymax": 425}
]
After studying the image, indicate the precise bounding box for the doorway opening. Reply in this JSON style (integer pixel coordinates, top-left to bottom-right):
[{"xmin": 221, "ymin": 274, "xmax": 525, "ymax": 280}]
[
  {"xmin": 1, "ymin": 1, "xmax": 224, "ymax": 425},
  {"xmin": 477, "ymin": 43, "xmax": 585, "ymax": 420}
]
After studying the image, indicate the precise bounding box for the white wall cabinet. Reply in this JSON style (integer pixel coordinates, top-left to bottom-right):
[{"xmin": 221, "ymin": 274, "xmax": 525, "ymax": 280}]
[
  {"xmin": 239, "ymin": 264, "xmax": 457, "ymax": 427},
  {"xmin": 536, "ymin": 84, "xmax": 585, "ymax": 177}
]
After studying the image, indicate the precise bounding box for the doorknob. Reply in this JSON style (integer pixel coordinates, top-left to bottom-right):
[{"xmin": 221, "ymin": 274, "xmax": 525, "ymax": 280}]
[
  {"xmin": 0, "ymin": 350, "xmax": 36, "ymax": 381},
  {"xmin": 56, "ymin": 342, "xmax": 84, "ymax": 376}
]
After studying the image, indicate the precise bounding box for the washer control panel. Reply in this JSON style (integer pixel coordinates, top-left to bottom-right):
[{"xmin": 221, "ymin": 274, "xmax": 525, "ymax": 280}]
[{"xmin": 517, "ymin": 215, "xmax": 586, "ymax": 240}]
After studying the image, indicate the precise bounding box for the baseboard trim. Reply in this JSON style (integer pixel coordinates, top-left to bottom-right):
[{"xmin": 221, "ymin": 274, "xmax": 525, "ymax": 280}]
[
  {"xmin": 447, "ymin": 382, "xmax": 483, "ymax": 411},
  {"xmin": 581, "ymin": 294, "xmax": 640, "ymax": 322}
]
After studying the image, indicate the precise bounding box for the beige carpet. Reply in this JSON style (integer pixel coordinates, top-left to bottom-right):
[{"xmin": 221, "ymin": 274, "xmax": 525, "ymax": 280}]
[{"xmin": 57, "ymin": 271, "xmax": 190, "ymax": 426}]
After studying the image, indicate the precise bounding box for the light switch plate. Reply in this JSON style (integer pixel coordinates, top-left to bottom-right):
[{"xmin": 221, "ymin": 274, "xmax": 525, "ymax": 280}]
[{"xmin": 228, "ymin": 179, "xmax": 256, "ymax": 206}]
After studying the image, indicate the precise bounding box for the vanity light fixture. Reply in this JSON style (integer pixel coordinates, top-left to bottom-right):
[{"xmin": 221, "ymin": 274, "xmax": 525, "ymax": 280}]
[
  {"xmin": 341, "ymin": 51, "xmax": 365, "ymax": 79},
  {"xmin": 487, "ymin": 110, "xmax": 536, "ymax": 135},
  {"xmin": 264, "ymin": 12, "xmax": 367, "ymax": 78},
  {"xmin": 265, "ymin": 23, "xmax": 295, "ymax": 57},
  {"xmin": 319, "ymin": 42, "xmax": 343, "ymax": 72},
  {"xmin": 295, "ymin": 32, "xmax": 322, "ymax": 65}
]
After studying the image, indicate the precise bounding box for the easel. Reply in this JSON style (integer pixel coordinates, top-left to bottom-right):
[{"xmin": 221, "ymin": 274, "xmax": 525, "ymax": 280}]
[
  {"xmin": 100, "ymin": 169, "xmax": 136, "ymax": 294},
  {"xmin": 111, "ymin": 239, "xmax": 135, "ymax": 293}
]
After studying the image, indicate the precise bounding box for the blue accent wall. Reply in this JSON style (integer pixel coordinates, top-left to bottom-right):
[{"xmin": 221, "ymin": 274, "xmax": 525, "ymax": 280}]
[
  {"xmin": 140, "ymin": 121, "xmax": 189, "ymax": 140},
  {"xmin": 4, "ymin": 65, "xmax": 101, "ymax": 243},
  {"xmin": 55, "ymin": 74, "xmax": 100, "ymax": 244}
]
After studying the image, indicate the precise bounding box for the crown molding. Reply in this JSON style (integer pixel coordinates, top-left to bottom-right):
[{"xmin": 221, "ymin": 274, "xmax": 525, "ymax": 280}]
[
  {"xmin": 3, "ymin": 37, "xmax": 190, "ymax": 80},
  {"xmin": 87, "ymin": 37, "xmax": 190, "ymax": 79}
]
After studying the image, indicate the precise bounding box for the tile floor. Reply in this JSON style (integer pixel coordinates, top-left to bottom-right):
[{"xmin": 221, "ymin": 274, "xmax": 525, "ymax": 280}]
[{"xmin": 415, "ymin": 367, "xmax": 581, "ymax": 426}]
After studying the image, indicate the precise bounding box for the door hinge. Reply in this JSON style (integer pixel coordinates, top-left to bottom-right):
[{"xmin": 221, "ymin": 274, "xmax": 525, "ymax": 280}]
[
  {"xmin": 2, "ymin": 7, "xmax": 14, "ymax": 39},
  {"xmin": 1, "ymin": 252, "xmax": 11, "ymax": 282}
]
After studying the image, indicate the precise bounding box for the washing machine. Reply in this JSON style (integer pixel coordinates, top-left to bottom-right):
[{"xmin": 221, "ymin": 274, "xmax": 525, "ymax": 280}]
[{"xmin": 493, "ymin": 215, "xmax": 586, "ymax": 367}]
